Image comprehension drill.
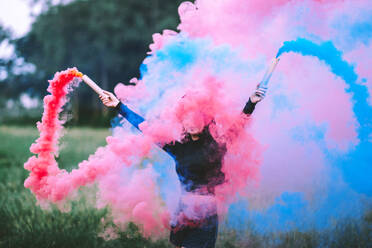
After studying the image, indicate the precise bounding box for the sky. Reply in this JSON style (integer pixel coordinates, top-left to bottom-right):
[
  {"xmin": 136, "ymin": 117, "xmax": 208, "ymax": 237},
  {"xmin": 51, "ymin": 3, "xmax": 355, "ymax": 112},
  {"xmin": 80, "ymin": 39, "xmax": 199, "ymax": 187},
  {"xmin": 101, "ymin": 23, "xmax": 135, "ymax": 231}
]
[
  {"xmin": 0, "ymin": 0, "xmax": 75, "ymax": 58},
  {"xmin": 0, "ymin": 0, "xmax": 33, "ymax": 37},
  {"xmin": 0, "ymin": 0, "xmax": 35, "ymax": 59}
]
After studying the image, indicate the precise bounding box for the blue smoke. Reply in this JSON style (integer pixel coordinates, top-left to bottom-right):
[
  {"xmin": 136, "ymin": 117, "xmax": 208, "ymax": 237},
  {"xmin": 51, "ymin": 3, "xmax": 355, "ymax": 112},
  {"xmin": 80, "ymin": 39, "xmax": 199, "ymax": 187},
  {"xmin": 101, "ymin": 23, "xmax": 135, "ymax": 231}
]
[
  {"xmin": 276, "ymin": 38, "xmax": 372, "ymax": 195},
  {"xmin": 115, "ymin": 33, "xmax": 371, "ymax": 234},
  {"xmin": 226, "ymin": 38, "xmax": 372, "ymax": 234}
]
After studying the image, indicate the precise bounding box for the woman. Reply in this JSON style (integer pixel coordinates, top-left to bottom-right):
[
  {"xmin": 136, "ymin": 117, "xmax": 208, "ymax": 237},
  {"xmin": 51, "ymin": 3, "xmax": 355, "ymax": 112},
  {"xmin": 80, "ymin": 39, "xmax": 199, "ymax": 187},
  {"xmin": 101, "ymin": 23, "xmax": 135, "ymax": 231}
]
[{"xmin": 99, "ymin": 88, "xmax": 265, "ymax": 248}]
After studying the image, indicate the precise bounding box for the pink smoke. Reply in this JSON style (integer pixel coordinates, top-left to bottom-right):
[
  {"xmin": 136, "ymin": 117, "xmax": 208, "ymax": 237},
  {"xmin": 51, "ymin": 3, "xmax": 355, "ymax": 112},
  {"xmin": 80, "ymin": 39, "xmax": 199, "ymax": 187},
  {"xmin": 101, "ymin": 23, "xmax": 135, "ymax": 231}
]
[
  {"xmin": 25, "ymin": 0, "xmax": 372, "ymax": 238},
  {"xmin": 25, "ymin": 67, "xmax": 262, "ymax": 237},
  {"xmin": 24, "ymin": 68, "xmax": 170, "ymax": 237}
]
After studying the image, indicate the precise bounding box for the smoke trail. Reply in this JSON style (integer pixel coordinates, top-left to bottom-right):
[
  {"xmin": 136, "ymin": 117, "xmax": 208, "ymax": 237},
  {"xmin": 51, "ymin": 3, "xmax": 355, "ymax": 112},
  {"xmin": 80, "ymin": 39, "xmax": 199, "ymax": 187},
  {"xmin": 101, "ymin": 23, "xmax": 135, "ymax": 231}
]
[
  {"xmin": 24, "ymin": 68, "xmax": 170, "ymax": 237},
  {"xmin": 25, "ymin": 45, "xmax": 263, "ymax": 237},
  {"xmin": 25, "ymin": 0, "xmax": 372, "ymax": 239},
  {"xmin": 223, "ymin": 36, "xmax": 372, "ymax": 232},
  {"xmin": 276, "ymin": 38, "xmax": 372, "ymax": 194}
]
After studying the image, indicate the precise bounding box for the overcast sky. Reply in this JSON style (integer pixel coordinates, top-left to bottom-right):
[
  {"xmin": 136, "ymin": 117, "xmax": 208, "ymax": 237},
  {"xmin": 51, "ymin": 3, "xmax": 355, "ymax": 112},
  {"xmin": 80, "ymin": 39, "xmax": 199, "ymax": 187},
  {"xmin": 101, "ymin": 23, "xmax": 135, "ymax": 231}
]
[
  {"xmin": 0, "ymin": 0, "xmax": 34, "ymax": 37},
  {"xmin": 0, "ymin": 0, "xmax": 42, "ymax": 58}
]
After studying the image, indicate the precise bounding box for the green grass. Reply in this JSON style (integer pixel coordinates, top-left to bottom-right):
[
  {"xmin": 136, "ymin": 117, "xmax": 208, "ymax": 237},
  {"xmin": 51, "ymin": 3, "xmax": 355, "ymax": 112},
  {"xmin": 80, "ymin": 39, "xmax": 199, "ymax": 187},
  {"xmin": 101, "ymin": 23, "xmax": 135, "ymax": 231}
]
[
  {"xmin": 0, "ymin": 126, "xmax": 170, "ymax": 248},
  {"xmin": 0, "ymin": 126, "xmax": 371, "ymax": 248}
]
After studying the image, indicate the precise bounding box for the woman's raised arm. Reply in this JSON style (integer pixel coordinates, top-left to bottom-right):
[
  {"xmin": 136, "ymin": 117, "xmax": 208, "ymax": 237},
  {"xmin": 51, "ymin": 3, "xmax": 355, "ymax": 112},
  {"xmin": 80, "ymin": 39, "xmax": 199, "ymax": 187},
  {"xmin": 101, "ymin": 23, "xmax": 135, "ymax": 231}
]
[
  {"xmin": 99, "ymin": 91, "xmax": 176, "ymax": 155},
  {"xmin": 100, "ymin": 91, "xmax": 145, "ymax": 130},
  {"xmin": 243, "ymin": 87, "xmax": 265, "ymax": 115}
]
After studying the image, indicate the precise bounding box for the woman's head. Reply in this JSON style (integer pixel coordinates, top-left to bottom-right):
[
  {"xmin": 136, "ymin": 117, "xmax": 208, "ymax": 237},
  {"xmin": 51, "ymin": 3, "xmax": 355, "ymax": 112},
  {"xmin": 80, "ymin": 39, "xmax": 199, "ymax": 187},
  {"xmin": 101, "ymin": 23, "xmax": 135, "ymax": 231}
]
[
  {"xmin": 181, "ymin": 111, "xmax": 205, "ymax": 135},
  {"xmin": 175, "ymin": 92, "xmax": 213, "ymax": 135}
]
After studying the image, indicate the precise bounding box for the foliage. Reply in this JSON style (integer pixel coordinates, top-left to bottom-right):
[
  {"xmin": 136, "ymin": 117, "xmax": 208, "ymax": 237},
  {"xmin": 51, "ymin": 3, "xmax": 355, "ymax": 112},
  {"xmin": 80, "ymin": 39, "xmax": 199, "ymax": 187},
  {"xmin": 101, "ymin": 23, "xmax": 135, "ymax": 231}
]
[
  {"xmin": 0, "ymin": 25, "xmax": 14, "ymax": 107},
  {"xmin": 2, "ymin": 0, "xmax": 184, "ymax": 125}
]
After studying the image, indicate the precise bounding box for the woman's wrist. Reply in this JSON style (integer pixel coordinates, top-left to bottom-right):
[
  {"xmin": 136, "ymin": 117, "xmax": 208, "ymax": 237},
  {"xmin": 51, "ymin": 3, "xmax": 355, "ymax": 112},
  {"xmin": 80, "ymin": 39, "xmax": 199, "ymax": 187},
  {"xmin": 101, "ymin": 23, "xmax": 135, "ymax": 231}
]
[{"xmin": 115, "ymin": 101, "xmax": 122, "ymax": 110}]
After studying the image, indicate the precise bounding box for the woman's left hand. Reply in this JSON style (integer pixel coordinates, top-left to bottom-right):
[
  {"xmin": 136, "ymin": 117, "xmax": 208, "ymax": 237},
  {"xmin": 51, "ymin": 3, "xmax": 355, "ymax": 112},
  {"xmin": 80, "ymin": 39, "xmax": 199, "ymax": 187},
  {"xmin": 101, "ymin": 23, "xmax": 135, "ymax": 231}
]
[{"xmin": 250, "ymin": 88, "xmax": 265, "ymax": 103}]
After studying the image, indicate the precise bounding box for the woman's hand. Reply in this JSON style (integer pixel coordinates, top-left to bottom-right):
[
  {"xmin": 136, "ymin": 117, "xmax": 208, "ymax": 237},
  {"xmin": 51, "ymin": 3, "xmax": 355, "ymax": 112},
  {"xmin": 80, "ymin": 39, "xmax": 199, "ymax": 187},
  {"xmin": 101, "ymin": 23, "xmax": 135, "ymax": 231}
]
[
  {"xmin": 99, "ymin": 90, "xmax": 120, "ymax": 108},
  {"xmin": 250, "ymin": 87, "xmax": 266, "ymax": 103}
]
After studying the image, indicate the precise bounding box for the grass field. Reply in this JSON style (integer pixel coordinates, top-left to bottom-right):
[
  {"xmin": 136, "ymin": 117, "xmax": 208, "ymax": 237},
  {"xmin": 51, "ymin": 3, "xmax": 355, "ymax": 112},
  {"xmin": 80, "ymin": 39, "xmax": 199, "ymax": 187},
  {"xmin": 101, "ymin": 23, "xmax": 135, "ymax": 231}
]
[{"xmin": 0, "ymin": 126, "xmax": 371, "ymax": 248}]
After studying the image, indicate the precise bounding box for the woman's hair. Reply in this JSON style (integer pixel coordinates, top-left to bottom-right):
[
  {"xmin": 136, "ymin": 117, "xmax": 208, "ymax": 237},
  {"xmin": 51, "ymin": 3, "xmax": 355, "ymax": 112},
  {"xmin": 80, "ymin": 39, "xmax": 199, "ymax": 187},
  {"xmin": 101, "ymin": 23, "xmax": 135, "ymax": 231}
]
[{"xmin": 175, "ymin": 92, "xmax": 214, "ymax": 131}]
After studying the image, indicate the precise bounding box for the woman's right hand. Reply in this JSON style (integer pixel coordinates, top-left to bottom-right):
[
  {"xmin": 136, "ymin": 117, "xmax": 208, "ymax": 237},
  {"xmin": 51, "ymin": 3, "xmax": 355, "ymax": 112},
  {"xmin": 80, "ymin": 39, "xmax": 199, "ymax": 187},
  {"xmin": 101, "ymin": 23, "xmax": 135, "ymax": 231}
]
[{"xmin": 99, "ymin": 90, "xmax": 120, "ymax": 108}]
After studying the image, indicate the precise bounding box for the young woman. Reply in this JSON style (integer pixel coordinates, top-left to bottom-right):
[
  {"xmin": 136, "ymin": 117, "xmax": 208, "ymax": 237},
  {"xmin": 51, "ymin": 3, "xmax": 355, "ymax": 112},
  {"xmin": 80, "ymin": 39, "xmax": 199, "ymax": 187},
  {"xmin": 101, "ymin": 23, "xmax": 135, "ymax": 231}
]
[{"xmin": 99, "ymin": 88, "xmax": 265, "ymax": 248}]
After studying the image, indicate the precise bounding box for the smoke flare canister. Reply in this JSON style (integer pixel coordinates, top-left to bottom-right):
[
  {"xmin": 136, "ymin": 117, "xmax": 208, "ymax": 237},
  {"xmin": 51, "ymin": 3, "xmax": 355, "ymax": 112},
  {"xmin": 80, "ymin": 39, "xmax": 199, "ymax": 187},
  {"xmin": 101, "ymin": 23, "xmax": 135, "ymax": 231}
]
[
  {"xmin": 82, "ymin": 75, "xmax": 104, "ymax": 95},
  {"xmin": 258, "ymin": 58, "xmax": 280, "ymax": 90}
]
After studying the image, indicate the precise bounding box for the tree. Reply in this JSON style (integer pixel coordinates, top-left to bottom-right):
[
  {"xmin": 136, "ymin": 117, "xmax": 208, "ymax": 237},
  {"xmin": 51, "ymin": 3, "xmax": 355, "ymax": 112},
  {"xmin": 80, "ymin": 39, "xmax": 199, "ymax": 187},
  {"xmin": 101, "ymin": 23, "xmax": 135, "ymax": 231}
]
[
  {"xmin": 0, "ymin": 25, "xmax": 15, "ymax": 105},
  {"xmin": 14, "ymin": 0, "xmax": 184, "ymax": 125}
]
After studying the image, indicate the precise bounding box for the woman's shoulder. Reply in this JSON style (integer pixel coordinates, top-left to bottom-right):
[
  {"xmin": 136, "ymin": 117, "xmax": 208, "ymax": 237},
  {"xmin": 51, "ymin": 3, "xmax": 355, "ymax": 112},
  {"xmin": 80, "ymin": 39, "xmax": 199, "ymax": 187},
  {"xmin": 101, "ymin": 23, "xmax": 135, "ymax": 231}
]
[{"xmin": 162, "ymin": 140, "xmax": 183, "ymax": 155}]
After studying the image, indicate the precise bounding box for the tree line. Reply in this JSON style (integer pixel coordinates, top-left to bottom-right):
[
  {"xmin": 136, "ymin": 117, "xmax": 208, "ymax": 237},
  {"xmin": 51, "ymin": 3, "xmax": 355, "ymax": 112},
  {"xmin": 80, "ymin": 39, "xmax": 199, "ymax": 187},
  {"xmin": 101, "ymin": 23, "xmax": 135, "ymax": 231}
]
[{"xmin": 0, "ymin": 0, "xmax": 184, "ymax": 126}]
